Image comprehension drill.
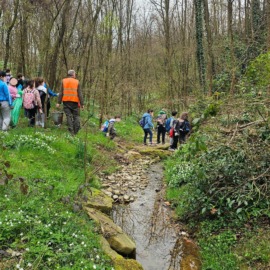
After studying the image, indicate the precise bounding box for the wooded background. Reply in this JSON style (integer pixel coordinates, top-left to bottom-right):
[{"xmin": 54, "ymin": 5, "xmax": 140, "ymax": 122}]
[{"xmin": 1, "ymin": 0, "xmax": 270, "ymax": 116}]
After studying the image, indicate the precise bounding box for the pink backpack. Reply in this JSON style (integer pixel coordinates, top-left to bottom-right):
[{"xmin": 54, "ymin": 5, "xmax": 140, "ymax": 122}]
[{"xmin": 23, "ymin": 89, "xmax": 35, "ymax": 109}]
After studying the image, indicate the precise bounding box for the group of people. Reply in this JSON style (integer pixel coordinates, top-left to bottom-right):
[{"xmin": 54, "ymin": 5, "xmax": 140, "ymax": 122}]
[
  {"xmin": 141, "ymin": 109, "xmax": 191, "ymax": 151},
  {"xmin": 0, "ymin": 69, "xmax": 59, "ymax": 131}
]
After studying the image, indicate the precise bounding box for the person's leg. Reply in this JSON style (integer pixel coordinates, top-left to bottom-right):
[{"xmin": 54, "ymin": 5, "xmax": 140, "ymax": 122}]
[
  {"xmin": 72, "ymin": 104, "xmax": 80, "ymax": 135},
  {"xmin": 179, "ymin": 132, "xmax": 186, "ymax": 144},
  {"xmin": 149, "ymin": 129, "xmax": 153, "ymax": 144},
  {"xmin": 161, "ymin": 126, "xmax": 166, "ymax": 144},
  {"xmin": 0, "ymin": 102, "xmax": 11, "ymax": 131},
  {"xmin": 63, "ymin": 102, "xmax": 75, "ymax": 134},
  {"xmin": 171, "ymin": 135, "xmax": 178, "ymax": 149},
  {"xmin": 28, "ymin": 108, "xmax": 36, "ymax": 127},
  {"xmin": 157, "ymin": 125, "xmax": 161, "ymax": 143},
  {"xmin": 143, "ymin": 129, "xmax": 148, "ymax": 144},
  {"xmin": 47, "ymin": 100, "xmax": 51, "ymax": 117}
]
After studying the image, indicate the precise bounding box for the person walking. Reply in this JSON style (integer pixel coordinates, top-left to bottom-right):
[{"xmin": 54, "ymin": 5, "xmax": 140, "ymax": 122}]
[
  {"xmin": 56, "ymin": 70, "xmax": 84, "ymax": 135},
  {"xmin": 156, "ymin": 109, "xmax": 167, "ymax": 144},
  {"xmin": 22, "ymin": 80, "xmax": 42, "ymax": 127},
  {"xmin": 0, "ymin": 71, "xmax": 12, "ymax": 131},
  {"xmin": 142, "ymin": 109, "xmax": 154, "ymax": 145},
  {"xmin": 179, "ymin": 112, "xmax": 191, "ymax": 144}
]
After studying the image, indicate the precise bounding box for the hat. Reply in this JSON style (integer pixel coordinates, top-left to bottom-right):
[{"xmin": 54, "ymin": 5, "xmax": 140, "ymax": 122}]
[
  {"xmin": 159, "ymin": 110, "xmax": 166, "ymax": 115},
  {"xmin": 0, "ymin": 71, "xmax": 6, "ymax": 77},
  {"xmin": 9, "ymin": 77, "xmax": 18, "ymax": 86}
]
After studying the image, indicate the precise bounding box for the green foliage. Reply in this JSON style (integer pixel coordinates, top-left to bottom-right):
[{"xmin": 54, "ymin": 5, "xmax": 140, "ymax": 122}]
[
  {"xmin": 245, "ymin": 52, "xmax": 270, "ymax": 88},
  {"xmin": 0, "ymin": 126, "xmax": 117, "ymax": 269},
  {"xmin": 165, "ymin": 128, "xmax": 270, "ymax": 223},
  {"xmin": 116, "ymin": 116, "xmax": 144, "ymax": 143},
  {"xmin": 199, "ymin": 230, "xmax": 239, "ymax": 270},
  {"xmin": 236, "ymin": 229, "xmax": 270, "ymax": 267}
]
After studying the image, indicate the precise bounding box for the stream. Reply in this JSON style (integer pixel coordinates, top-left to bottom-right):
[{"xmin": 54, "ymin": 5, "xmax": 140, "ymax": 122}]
[{"xmin": 112, "ymin": 162, "xmax": 189, "ymax": 270}]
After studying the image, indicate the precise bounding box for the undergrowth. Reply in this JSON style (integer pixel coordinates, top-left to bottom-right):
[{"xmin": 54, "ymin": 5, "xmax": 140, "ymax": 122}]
[
  {"xmin": 164, "ymin": 94, "xmax": 270, "ymax": 269},
  {"xmin": 0, "ymin": 118, "xmax": 117, "ymax": 269}
]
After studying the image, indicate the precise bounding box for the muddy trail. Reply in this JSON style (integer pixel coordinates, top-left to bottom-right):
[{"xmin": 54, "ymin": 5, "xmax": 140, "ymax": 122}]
[{"xmin": 100, "ymin": 146, "xmax": 201, "ymax": 270}]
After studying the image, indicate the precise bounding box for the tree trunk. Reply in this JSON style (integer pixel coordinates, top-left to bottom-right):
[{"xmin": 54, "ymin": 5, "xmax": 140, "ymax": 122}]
[
  {"xmin": 203, "ymin": 0, "xmax": 215, "ymax": 96},
  {"xmin": 228, "ymin": 0, "xmax": 236, "ymax": 94},
  {"xmin": 194, "ymin": 0, "xmax": 206, "ymax": 93},
  {"xmin": 4, "ymin": 0, "xmax": 20, "ymax": 69}
]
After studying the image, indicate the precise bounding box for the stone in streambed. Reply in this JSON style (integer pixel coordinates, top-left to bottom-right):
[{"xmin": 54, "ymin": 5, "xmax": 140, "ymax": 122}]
[
  {"xmin": 113, "ymin": 258, "xmax": 143, "ymax": 270},
  {"xmin": 83, "ymin": 188, "xmax": 113, "ymax": 214},
  {"xmin": 85, "ymin": 207, "xmax": 136, "ymax": 256}
]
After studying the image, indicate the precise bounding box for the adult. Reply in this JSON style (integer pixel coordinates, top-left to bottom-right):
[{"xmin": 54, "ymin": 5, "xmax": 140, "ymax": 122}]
[
  {"xmin": 0, "ymin": 71, "xmax": 12, "ymax": 131},
  {"xmin": 142, "ymin": 109, "xmax": 154, "ymax": 145},
  {"xmin": 56, "ymin": 70, "xmax": 84, "ymax": 135},
  {"xmin": 179, "ymin": 112, "xmax": 191, "ymax": 144},
  {"xmin": 5, "ymin": 69, "xmax": 12, "ymax": 85},
  {"xmin": 16, "ymin": 73, "xmax": 25, "ymax": 90},
  {"xmin": 22, "ymin": 80, "xmax": 42, "ymax": 127},
  {"xmin": 156, "ymin": 109, "xmax": 167, "ymax": 144}
]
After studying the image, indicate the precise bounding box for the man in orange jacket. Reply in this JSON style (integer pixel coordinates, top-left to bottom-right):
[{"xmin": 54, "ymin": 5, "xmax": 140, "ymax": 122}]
[{"xmin": 56, "ymin": 70, "xmax": 84, "ymax": 135}]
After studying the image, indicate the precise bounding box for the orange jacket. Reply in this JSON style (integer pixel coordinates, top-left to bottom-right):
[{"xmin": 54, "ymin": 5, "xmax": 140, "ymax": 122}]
[{"xmin": 62, "ymin": 78, "xmax": 79, "ymax": 103}]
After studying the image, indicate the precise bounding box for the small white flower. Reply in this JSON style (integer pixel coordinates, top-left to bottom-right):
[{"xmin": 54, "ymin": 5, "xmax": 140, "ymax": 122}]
[
  {"xmin": 93, "ymin": 265, "xmax": 96, "ymax": 269},
  {"xmin": 96, "ymin": 255, "xmax": 100, "ymax": 259},
  {"xmin": 16, "ymin": 264, "xmax": 20, "ymax": 269},
  {"xmin": 27, "ymin": 263, "xmax": 32, "ymax": 267},
  {"xmin": 25, "ymin": 248, "xmax": 29, "ymax": 251}
]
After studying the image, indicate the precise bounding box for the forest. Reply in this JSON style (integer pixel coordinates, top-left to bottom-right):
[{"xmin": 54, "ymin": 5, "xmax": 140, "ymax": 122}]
[{"xmin": 1, "ymin": 0, "xmax": 270, "ymax": 270}]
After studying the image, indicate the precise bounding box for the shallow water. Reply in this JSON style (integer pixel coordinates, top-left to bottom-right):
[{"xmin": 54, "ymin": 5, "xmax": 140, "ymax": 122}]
[{"xmin": 112, "ymin": 163, "xmax": 180, "ymax": 270}]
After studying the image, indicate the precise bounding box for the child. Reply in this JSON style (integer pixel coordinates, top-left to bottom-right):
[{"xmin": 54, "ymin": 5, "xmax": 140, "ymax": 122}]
[
  {"xmin": 107, "ymin": 115, "xmax": 121, "ymax": 140},
  {"xmin": 22, "ymin": 80, "xmax": 42, "ymax": 127},
  {"xmin": 35, "ymin": 77, "xmax": 47, "ymax": 128}
]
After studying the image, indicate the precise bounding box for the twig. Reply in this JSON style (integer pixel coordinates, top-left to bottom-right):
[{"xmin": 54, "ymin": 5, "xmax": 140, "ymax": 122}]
[
  {"xmin": 249, "ymin": 167, "xmax": 270, "ymax": 182},
  {"xmin": 239, "ymin": 120, "xmax": 263, "ymax": 129},
  {"xmin": 227, "ymin": 122, "xmax": 239, "ymax": 145}
]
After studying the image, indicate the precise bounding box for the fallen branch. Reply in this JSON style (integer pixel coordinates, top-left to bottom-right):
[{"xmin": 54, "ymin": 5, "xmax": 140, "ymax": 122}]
[
  {"xmin": 238, "ymin": 120, "xmax": 263, "ymax": 129},
  {"xmin": 227, "ymin": 122, "xmax": 239, "ymax": 145}
]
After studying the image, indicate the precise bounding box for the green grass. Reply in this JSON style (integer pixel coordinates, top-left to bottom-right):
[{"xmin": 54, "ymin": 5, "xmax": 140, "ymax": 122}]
[{"xmin": 0, "ymin": 118, "xmax": 117, "ymax": 269}]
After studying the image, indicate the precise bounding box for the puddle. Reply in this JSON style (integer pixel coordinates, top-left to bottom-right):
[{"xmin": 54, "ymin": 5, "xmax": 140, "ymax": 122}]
[{"xmin": 112, "ymin": 163, "xmax": 181, "ymax": 270}]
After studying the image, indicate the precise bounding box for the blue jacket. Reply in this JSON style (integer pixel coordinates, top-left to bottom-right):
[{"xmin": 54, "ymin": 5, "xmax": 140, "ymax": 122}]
[
  {"xmin": 0, "ymin": 80, "xmax": 12, "ymax": 106},
  {"xmin": 142, "ymin": 113, "xmax": 154, "ymax": 129}
]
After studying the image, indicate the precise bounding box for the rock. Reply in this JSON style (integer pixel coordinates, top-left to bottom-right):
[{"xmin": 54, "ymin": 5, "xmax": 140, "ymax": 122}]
[
  {"xmin": 131, "ymin": 188, "xmax": 137, "ymax": 192},
  {"xmin": 100, "ymin": 236, "xmax": 122, "ymax": 260},
  {"xmin": 103, "ymin": 191, "xmax": 113, "ymax": 197},
  {"xmin": 129, "ymin": 197, "xmax": 135, "ymax": 202},
  {"xmin": 113, "ymin": 258, "xmax": 143, "ymax": 270},
  {"xmin": 124, "ymin": 151, "xmax": 142, "ymax": 161},
  {"xmin": 107, "ymin": 187, "xmax": 113, "ymax": 193},
  {"xmin": 83, "ymin": 188, "xmax": 113, "ymax": 214},
  {"xmin": 113, "ymin": 195, "xmax": 119, "ymax": 200},
  {"xmin": 85, "ymin": 208, "xmax": 136, "ymax": 256},
  {"xmin": 114, "ymin": 190, "xmax": 121, "ymax": 195},
  {"xmin": 123, "ymin": 195, "xmax": 130, "ymax": 202}
]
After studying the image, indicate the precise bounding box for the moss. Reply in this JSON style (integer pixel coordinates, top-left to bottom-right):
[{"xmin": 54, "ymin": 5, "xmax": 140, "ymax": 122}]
[
  {"xmin": 113, "ymin": 258, "xmax": 143, "ymax": 270},
  {"xmin": 83, "ymin": 188, "xmax": 113, "ymax": 214}
]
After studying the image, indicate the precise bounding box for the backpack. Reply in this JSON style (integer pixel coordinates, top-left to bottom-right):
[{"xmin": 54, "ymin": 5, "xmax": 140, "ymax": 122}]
[
  {"xmin": 102, "ymin": 120, "xmax": 109, "ymax": 132},
  {"xmin": 139, "ymin": 116, "xmax": 147, "ymax": 128},
  {"xmin": 157, "ymin": 114, "xmax": 167, "ymax": 126},
  {"xmin": 165, "ymin": 117, "xmax": 172, "ymax": 132},
  {"xmin": 180, "ymin": 120, "xmax": 190, "ymax": 133},
  {"xmin": 23, "ymin": 89, "xmax": 35, "ymax": 109}
]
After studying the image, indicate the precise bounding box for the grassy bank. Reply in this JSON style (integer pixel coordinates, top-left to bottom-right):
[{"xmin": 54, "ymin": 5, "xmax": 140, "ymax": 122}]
[
  {"xmin": 164, "ymin": 93, "xmax": 270, "ymax": 270},
  {"xmin": 0, "ymin": 113, "xmax": 120, "ymax": 269}
]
